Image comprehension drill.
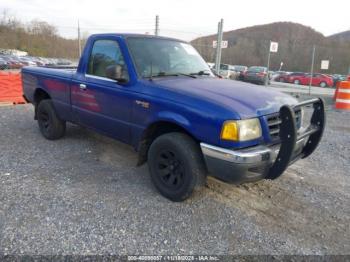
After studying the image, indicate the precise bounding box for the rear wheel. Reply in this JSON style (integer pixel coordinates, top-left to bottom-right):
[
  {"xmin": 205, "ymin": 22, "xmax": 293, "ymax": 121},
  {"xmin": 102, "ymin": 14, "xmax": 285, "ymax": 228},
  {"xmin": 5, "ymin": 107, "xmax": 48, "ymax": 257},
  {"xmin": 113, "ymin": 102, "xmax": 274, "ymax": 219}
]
[
  {"xmin": 147, "ymin": 132, "xmax": 206, "ymax": 201},
  {"xmin": 294, "ymin": 79, "xmax": 300, "ymax": 85},
  {"xmin": 319, "ymin": 81, "xmax": 327, "ymax": 88},
  {"xmin": 37, "ymin": 99, "xmax": 66, "ymax": 140}
]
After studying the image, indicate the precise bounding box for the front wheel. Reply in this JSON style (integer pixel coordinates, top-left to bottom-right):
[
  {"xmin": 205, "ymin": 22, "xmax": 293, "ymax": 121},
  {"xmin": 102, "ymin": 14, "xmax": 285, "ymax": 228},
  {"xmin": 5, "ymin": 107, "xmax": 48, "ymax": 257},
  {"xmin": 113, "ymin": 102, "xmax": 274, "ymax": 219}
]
[
  {"xmin": 37, "ymin": 99, "xmax": 66, "ymax": 140},
  {"xmin": 147, "ymin": 132, "xmax": 206, "ymax": 201},
  {"xmin": 294, "ymin": 79, "xmax": 300, "ymax": 85},
  {"xmin": 319, "ymin": 81, "xmax": 327, "ymax": 88}
]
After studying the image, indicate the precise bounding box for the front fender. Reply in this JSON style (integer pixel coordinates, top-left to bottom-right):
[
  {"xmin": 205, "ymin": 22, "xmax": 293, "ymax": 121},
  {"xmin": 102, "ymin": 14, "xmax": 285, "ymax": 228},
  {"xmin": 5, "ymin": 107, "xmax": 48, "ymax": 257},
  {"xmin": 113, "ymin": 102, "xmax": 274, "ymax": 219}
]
[
  {"xmin": 156, "ymin": 111, "xmax": 192, "ymax": 130},
  {"xmin": 133, "ymin": 110, "xmax": 195, "ymax": 166}
]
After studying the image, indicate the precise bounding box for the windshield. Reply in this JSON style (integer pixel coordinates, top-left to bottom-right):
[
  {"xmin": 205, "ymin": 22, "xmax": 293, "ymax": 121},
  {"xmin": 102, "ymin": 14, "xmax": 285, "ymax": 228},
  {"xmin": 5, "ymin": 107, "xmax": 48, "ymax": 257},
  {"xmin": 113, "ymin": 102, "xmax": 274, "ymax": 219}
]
[
  {"xmin": 220, "ymin": 64, "xmax": 229, "ymax": 70},
  {"xmin": 233, "ymin": 65, "xmax": 246, "ymax": 71},
  {"xmin": 127, "ymin": 37, "xmax": 213, "ymax": 78},
  {"xmin": 248, "ymin": 66, "xmax": 266, "ymax": 73}
]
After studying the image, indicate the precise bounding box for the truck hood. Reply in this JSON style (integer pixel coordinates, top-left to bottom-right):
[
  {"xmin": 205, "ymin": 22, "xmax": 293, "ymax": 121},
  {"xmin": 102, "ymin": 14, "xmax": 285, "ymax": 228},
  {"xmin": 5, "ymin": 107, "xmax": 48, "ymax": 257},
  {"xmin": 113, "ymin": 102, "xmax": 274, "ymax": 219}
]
[{"xmin": 148, "ymin": 77, "xmax": 298, "ymax": 119}]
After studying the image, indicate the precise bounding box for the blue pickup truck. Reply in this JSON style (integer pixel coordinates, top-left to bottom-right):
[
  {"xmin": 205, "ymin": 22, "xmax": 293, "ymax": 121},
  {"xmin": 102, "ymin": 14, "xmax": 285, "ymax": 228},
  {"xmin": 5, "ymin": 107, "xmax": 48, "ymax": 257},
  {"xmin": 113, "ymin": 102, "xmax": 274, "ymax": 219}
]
[{"xmin": 22, "ymin": 34, "xmax": 325, "ymax": 201}]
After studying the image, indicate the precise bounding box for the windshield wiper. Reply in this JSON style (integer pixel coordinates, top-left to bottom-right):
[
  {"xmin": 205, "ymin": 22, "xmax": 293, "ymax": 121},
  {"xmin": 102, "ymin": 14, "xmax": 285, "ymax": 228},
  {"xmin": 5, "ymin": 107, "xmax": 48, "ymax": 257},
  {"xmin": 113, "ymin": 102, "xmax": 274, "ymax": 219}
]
[
  {"xmin": 177, "ymin": 73, "xmax": 197, "ymax": 78},
  {"xmin": 190, "ymin": 70, "xmax": 211, "ymax": 76},
  {"xmin": 149, "ymin": 72, "xmax": 196, "ymax": 79}
]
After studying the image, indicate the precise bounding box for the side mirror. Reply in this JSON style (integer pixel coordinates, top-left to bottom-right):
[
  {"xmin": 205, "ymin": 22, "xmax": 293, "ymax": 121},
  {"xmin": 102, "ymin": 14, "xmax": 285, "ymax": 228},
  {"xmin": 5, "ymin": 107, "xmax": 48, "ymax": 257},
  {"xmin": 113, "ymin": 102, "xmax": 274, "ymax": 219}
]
[{"xmin": 105, "ymin": 64, "xmax": 129, "ymax": 83}]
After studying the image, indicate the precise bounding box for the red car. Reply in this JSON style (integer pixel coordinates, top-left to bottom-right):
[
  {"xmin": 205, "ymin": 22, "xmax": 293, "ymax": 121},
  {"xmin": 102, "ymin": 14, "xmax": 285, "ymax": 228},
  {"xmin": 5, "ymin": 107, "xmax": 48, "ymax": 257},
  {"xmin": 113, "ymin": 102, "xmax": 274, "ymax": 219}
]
[
  {"xmin": 274, "ymin": 71, "xmax": 290, "ymax": 82},
  {"xmin": 289, "ymin": 73, "xmax": 334, "ymax": 87},
  {"xmin": 283, "ymin": 72, "xmax": 305, "ymax": 83}
]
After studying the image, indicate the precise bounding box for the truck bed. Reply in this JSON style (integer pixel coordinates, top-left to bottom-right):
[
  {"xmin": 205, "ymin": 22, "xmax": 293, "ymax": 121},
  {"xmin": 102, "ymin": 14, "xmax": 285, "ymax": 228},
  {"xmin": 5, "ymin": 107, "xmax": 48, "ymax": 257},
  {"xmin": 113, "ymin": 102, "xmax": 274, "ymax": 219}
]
[
  {"xmin": 22, "ymin": 66, "xmax": 76, "ymax": 80},
  {"xmin": 21, "ymin": 66, "xmax": 76, "ymax": 122}
]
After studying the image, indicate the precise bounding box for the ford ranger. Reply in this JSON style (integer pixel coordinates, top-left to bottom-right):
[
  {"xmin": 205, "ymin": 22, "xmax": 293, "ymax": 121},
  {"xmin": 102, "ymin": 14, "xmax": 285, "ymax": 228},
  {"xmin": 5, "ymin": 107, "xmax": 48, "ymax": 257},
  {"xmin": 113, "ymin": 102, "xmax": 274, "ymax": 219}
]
[{"xmin": 22, "ymin": 34, "xmax": 325, "ymax": 201}]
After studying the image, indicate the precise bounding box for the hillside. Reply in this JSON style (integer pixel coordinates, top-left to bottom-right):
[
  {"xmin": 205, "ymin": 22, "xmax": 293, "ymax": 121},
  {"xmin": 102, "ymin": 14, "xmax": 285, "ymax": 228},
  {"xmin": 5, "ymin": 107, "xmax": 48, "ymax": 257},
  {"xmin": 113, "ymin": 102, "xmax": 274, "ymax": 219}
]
[
  {"xmin": 191, "ymin": 22, "xmax": 350, "ymax": 74},
  {"xmin": 0, "ymin": 17, "xmax": 83, "ymax": 59},
  {"xmin": 328, "ymin": 30, "xmax": 350, "ymax": 42},
  {"xmin": 1, "ymin": 16, "xmax": 349, "ymax": 73}
]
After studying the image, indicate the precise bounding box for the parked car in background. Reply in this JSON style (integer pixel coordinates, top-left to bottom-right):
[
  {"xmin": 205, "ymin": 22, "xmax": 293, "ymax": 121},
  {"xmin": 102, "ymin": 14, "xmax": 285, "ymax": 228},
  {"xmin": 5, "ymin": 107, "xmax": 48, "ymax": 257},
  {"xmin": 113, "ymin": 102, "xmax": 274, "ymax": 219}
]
[
  {"xmin": 284, "ymin": 72, "xmax": 307, "ymax": 84},
  {"xmin": 231, "ymin": 65, "xmax": 248, "ymax": 80},
  {"xmin": 210, "ymin": 68, "xmax": 223, "ymax": 78},
  {"xmin": 218, "ymin": 63, "xmax": 236, "ymax": 79},
  {"xmin": 0, "ymin": 53, "xmax": 74, "ymax": 69},
  {"xmin": 243, "ymin": 66, "xmax": 269, "ymax": 85},
  {"xmin": 207, "ymin": 62, "xmax": 215, "ymax": 69},
  {"xmin": 45, "ymin": 58, "xmax": 58, "ymax": 66},
  {"xmin": 273, "ymin": 71, "xmax": 290, "ymax": 82},
  {"xmin": 3, "ymin": 56, "xmax": 24, "ymax": 69},
  {"xmin": 34, "ymin": 59, "xmax": 45, "ymax": 66},
  {"xmin": 208, "ymin": 64, "xmax": 247, "ymax": 80},
  {"xmin": 289, "ymin": 73, "xmax": 333, "ymax": 87},
  {"xmin": 19, "ymin": 57, "xmax": 37, "ymax": 66},
  {"xmin": 232, "ymin": 65, "xmax": 247, "ymax": 72},
  {"xmin": 57, "ymin": 59, "xmax": 72, "ymax": 66},
  {"xmin": 0, "ymin": 57, "xmax": 9, "ymax": 70},
  {"xmin": 270, "ymin": 71, "xmax": 280, "ymax": 80}
]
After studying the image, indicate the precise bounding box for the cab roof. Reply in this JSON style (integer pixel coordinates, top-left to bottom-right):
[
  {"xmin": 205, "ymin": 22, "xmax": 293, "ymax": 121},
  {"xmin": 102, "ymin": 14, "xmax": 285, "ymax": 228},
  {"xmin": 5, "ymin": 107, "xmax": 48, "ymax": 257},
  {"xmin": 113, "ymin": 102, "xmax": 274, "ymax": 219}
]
[{"xmin": 88, "ymin": 33, "xmax": 187, "ymax": 43}]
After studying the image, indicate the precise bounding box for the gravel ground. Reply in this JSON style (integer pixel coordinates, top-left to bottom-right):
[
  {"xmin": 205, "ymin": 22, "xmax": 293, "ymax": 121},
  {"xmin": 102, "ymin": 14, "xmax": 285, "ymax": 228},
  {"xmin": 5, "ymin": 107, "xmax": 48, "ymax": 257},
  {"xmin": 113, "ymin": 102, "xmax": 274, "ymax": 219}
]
[{"xmin": 0, "ymin": 104, "xmax": 349, "ymax": 255}]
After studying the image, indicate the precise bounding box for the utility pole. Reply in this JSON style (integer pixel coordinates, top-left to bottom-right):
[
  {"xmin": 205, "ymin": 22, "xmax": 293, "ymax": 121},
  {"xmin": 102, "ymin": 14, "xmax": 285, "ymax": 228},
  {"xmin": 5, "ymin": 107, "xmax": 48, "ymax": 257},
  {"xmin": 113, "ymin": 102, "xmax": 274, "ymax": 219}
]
[
  {"xmin": 78, "ymin": 20, "xmax": 82, "ymax": 57},
  {"xmin": 266, "ymin": 41, "xmax": 271, "ymax": 86},
  {"xmin": 309, "ymin": 45, "xmax": 316, "ymax": 95},
  {"xmin": 215, "ymin": 19, "xmax": 224, "ymax": 74},
  {"xmin": 155, "ymin": 15, "xmax": 159, "ymax": 36}
]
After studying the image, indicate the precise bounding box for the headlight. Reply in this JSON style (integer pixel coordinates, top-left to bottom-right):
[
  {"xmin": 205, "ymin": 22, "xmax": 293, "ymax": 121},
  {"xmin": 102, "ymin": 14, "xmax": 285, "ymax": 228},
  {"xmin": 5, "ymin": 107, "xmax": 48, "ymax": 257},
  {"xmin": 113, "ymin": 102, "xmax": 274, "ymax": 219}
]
[{"xmin": 221, "ymin": 118, "xmax": 262, "ymax": 141}]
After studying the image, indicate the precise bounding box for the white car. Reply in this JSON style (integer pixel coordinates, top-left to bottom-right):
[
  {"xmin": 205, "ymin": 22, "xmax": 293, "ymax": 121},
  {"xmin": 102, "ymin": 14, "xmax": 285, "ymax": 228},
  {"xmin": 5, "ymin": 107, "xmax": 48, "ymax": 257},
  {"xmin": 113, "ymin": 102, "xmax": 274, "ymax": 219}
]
[{"xmin": 219, "ymin": 63, "xmax": 236, "ymax": 79}]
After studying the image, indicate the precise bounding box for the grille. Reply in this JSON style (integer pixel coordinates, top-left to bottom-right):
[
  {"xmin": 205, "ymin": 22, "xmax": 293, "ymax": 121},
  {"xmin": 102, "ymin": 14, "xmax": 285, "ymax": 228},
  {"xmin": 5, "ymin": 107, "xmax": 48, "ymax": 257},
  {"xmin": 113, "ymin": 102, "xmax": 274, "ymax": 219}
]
[{"xmin": 266, "ymin": 109, "xmax": 302, "ymax": 142}]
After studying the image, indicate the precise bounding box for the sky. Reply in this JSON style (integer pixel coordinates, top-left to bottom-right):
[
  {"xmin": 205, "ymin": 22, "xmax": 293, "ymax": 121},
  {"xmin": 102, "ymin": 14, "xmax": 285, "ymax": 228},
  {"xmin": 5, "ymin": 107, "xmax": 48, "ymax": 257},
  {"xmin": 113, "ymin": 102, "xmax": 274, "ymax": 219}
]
[{"xmin": 1, "ymin": 0, "xmax": 349, "ymax": 41}]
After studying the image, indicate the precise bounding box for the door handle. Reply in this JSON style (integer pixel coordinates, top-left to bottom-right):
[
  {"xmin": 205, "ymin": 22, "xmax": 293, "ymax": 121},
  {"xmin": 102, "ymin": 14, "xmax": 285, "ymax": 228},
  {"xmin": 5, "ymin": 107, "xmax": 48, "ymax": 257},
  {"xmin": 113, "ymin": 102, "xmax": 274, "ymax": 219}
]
[{"xmin": 79, "ymin": 84, "xmax": 87, "ymax": 90}]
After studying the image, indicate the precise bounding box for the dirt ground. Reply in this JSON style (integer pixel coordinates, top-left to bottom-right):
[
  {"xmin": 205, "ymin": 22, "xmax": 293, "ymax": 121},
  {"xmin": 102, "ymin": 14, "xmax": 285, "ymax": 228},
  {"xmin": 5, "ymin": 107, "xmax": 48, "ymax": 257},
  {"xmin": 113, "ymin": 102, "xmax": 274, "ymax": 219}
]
[{"xmin": 0, "ymin": 104, "xmax": 349, "ymax": 255}]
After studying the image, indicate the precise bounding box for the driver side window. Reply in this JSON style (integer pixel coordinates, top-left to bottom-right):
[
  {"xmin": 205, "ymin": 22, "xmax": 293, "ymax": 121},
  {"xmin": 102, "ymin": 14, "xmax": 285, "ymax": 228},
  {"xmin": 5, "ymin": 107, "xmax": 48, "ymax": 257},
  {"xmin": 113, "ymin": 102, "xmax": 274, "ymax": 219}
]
[{"xmin": 87, "ymin": 40, "xmax": 129, "ymax": 81}]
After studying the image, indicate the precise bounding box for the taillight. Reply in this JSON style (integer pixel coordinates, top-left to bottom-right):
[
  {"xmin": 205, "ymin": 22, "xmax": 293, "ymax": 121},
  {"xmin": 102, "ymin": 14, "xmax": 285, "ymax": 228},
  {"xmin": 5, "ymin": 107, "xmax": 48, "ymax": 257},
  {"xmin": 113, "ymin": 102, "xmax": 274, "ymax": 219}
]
[{"xmin": 258, "ymin": 72, "xmax": 266, "ymax": 77}]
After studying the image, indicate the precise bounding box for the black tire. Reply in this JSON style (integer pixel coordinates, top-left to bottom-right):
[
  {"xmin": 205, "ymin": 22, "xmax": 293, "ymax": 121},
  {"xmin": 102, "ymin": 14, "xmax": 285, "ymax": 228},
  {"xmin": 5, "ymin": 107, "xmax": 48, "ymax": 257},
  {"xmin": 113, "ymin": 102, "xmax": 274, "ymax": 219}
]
[
  {"xmin": 147, "ymin": 132, "xmax": 206, "ymax": 201},
  {"xmin": 37, "ymin": 99, "xmax": 66, "ymax": 140}
]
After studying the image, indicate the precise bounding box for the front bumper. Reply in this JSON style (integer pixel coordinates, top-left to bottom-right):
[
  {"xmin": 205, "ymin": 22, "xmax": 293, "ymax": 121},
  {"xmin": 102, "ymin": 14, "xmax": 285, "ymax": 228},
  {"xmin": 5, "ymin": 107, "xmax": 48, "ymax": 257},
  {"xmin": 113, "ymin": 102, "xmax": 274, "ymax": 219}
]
[{"xmin": 200, "ymin": 98, "xmax": 326, "ymax": 183}]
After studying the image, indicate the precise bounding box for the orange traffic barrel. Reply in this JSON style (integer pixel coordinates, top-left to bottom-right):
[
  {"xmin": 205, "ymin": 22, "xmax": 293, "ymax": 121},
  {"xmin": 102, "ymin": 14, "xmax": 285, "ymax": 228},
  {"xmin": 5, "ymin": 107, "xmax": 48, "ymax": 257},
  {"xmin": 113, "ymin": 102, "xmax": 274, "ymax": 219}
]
[
  {"xmin": 334, "ymin": 81, "xmax": 341, "ymax": 100},
  {"xmin": 334, "ymin": 81, "xmax": 350, "ymax": 110}
]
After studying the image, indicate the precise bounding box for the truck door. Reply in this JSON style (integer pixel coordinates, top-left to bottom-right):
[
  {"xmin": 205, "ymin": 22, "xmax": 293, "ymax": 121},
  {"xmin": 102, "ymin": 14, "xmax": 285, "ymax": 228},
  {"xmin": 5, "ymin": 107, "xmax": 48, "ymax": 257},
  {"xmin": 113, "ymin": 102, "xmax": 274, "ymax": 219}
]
[{"xmin": 71, "ymin": 39, "xmax": 132, "ymax": 144}]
